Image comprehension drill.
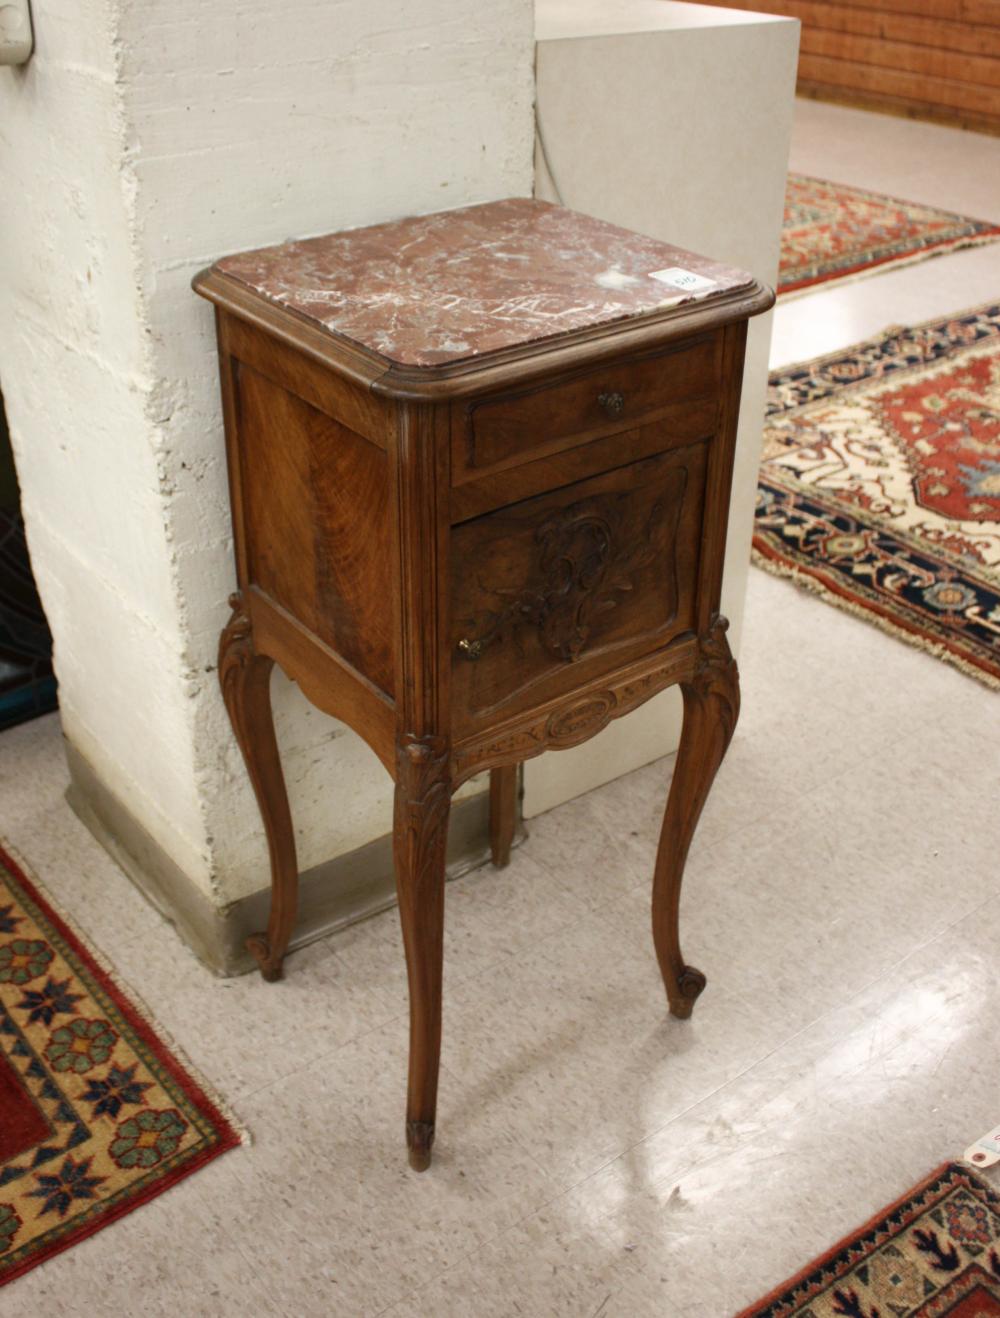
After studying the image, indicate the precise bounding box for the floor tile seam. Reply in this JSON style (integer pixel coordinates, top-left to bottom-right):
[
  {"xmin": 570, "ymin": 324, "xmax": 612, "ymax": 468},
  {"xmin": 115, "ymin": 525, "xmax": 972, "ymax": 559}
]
[
  {"xmin": 329, "ymin": 850, "xmax": 619, "ymax": 987},
  {"xmin": 876, "ymin": 882, "xmax": 1000, "ymax": 976},
  {"xmin": 518, "ymin": 837, "xmax": 650, "ymax": 913},
  {"xmin": 432, "ymin": 902, "xmax": 612, "ymax": 993},
  {"xmin": 371, "ymin": 1260, "xmax": 490, "ymax": 1318},
  {"xmin": 319, "ymin": 946, "xmax": 418, "ymax": 1019},
  {"xmin": 234, "ymin": 1005, "xmax": 411, "ymax": 1107},
  {"xmin": 455, "ymin": 867, "xmax": 636, "ymax": 973},
  {"xmin": 551, "ymin": 987, "xmax": 876, "ymax": 1210},
  {"xmin": 709, "ymin": 880, "xmax": 1000, "ymax": 1080},
  {"xmin": 787, "ymin": 877, "xmax": 1000, "ymax": 1033},
  {"xmin": 391, "ymin": 1134, "xmax": 661, "ymax": 1302},
  {"xmin": 737, "ymin": 872, "xmax": 1000, "ymax": 1025},
  {"xmin": 434, "ymin": 1053, "xmax": 590, "ymax": 1191},
  {"xmin": 431, "ymin": 1042, "xmax": 790, "ymax": 1275},
  {"xmin": 222, "ymin": 1231, "xmax": 301, "ymax": 1317},
  {"xmin": 185, "ymin": 1175, "xmax": 297, "ymax": 1317}
]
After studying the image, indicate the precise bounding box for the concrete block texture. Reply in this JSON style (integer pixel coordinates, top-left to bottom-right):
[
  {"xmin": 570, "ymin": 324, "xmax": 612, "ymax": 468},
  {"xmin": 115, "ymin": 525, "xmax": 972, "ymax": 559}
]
[{"xmin": 0, "ymin": 0, "xmax": 535, "ymax": 911}]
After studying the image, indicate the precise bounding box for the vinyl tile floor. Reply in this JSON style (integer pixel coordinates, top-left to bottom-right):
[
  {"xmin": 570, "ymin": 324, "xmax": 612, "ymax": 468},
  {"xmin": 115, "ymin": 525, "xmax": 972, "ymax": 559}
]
[{"xmin": 2, "ymin": 100, "xmax": 1000, "ymax": 1316}]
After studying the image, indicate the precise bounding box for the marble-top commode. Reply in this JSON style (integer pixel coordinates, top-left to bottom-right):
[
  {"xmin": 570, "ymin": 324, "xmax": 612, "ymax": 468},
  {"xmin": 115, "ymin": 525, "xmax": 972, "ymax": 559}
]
[
  {"xmin": 197, "ymin": 196, "xmax": 773, "ymax": 1172},
  {"xmin": 214, "ymin": 197, "xmax": 755, "ymax": 369}
]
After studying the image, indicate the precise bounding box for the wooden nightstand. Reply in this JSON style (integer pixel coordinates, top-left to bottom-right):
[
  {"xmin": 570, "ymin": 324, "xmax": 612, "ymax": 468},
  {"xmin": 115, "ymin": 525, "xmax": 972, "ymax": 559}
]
[{"xmin": 194, "ymin": 199, "xmax": 773, "ymax": 1169}]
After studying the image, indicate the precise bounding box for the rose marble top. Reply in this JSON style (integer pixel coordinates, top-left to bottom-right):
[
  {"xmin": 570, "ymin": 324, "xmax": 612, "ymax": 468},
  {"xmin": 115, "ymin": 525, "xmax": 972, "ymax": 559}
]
[{"xmin": 213, "ymin": 198, "xmax": 756, "ymax": 371}]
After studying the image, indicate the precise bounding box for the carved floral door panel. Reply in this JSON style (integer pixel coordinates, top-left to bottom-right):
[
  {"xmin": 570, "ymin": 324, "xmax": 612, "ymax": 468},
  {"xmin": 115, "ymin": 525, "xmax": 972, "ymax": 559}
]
[{"xmin": 449, "ymin": 441, "xmax": 708, "ymax": 735}]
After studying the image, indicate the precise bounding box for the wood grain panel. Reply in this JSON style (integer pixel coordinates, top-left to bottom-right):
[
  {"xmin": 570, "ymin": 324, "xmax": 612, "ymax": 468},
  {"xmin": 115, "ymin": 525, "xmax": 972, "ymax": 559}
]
[
  {"xmin": 743, "ymin": 0, "xmax": 1000, "ymax": 57},
  {"xmin": 450, "ymin": 442, "xmax": 707, "ymax": 736},
  {"xmin": 454, "ymin": 336, "xmax": 719, "ymax": 481},
  {"xmin": 227, "ymin": 315, "xmax": 393, "ymax": 448},
  {"xmin": 801, "ymin": 27, "xmax": 1000, "ymax": 84},
  {"xmin": 837, "ymin": 0, "xmax": 1000, "ymax": 21},
  {"xmin": 697, "ymin": 0, "xmax": 1000, "ymax": 131},
  {"xmin": 450, "ymin": 399, "xmax": 717, "ymax": 524},
  {"xmin": 798, "ymin": 52, "xmax": 1000, "ymax": 117},
  {"xmin": 238, "ymin": 363, "xmax": 395, "ymax": 696}
]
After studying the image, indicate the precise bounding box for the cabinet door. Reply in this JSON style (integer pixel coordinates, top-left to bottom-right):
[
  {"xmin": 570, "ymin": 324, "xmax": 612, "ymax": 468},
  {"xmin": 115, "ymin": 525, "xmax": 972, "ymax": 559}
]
[{"xmin": 450, "ymin": 439, "xmax": 707, "ymax": 736}]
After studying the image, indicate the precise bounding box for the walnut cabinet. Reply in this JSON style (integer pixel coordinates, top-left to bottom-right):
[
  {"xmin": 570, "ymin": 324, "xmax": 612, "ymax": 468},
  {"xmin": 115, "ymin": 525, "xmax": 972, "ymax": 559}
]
[{"xmin": 194, "ymin": 199, "xmax": 773, "ymax": 1169}]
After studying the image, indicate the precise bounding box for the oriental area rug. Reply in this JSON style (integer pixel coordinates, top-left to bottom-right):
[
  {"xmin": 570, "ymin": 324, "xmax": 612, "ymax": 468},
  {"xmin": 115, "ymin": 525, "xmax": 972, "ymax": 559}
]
[
  {"xmin": 779, "ymin": 175, "xmax": 1000, "ymax": 295},
  {"xmin": 754, "ymin": 303, "xmax": 1000, "ymax": 690},
  {"xmin": 737, "ymin": 1162, "xmax": 1000, "ymax": 1318},
  {"xmin": 0, "ymin": 843, "xmax": 240, "ymax": 1287}
]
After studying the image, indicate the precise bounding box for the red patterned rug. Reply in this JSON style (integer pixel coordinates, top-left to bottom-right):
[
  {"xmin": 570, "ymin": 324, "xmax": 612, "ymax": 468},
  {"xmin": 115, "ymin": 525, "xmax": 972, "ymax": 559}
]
[
  {"xmin": 737, "ymin": 1162, "xmax": 1000, "ymax": 1317},
  {"xmin": 754, "ymin": 303, "xmax": 1000, "ymax": 689},
  {"xmin": 0, "ymin": 844, "xmax": 241, "ymax": 1287},
  {"xmin": 779, "ymin": 174, "xmax": 1000, "ymax": 295}
]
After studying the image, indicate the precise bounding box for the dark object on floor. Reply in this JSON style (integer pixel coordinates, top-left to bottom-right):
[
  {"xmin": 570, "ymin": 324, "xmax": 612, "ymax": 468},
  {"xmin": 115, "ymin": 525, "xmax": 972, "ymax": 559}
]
[
  {"xmin": 0, "ymin": 391, "xmax": 56, "ymax": 732},
  {"xmin": 0, "ymin": 507, "xmax": 57, "ymax": 731},
  {"xmin": 738, "ymin": 1161, "xmax": 1000, "ymax": 1317}
]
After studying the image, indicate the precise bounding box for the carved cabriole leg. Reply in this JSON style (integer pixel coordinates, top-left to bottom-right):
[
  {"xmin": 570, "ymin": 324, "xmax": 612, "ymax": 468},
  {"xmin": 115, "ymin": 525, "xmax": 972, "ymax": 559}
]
[
  {"xmin": 489, "ymin": 764, "xmax": 517, "ymax": 869},
  {"xmin": 652, "ymin": 614, "xmax": 740, "ymax": 1020},
  {"xmin": 219, "ymin": 593, "xmax": 300, "ymax": 983},
  {"xmin": 393, "ymin": 733, "xmax": 452, "ymax": 1171}
]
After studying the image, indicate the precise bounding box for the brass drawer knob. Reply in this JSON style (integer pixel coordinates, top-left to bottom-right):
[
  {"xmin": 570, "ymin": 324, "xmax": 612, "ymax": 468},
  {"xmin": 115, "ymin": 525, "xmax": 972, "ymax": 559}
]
[
  {"xmin": 598, "ymin": 390, "xmax": 625, "ymax": 418},
  {"xmin": 457, "ymin": 637, "xmax": 486, "ymax": 662}
]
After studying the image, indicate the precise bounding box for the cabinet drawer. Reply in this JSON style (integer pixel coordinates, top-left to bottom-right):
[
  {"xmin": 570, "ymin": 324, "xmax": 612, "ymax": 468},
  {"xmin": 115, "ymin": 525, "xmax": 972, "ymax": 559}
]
[
  {"xmin": 450, "ymin": 442, "xmax": 708, "ymax": 736},
  {"xmin": 452, "ymin": 335, "xmax": 720, "ymax": 484}
]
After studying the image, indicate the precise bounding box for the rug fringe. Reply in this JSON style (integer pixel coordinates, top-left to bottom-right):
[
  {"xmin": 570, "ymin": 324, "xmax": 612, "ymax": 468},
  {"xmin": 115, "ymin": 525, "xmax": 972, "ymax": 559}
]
[
  {"xmin": 0, "ymin": 837, "xmax": 252, "ymax": 1148},
  {"xmin": 750, "ymin": 547, "xmax": 1000, "ymax": 693},
  {"xmin": 778, "ymin": 231, "xmax": 1000, "ymax": 301}
]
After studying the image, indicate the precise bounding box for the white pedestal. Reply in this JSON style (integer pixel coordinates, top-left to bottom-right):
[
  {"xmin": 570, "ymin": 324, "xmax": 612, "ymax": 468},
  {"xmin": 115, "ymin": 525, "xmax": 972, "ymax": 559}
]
[{"xmin": 526, "ymin": 0, "xmax": 799, "ymax": 817}]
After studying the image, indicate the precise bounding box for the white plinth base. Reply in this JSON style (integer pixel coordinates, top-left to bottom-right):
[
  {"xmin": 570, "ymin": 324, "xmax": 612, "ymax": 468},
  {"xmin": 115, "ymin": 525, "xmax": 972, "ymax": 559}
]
[{"xmin": 525, "ymin": 0, "xmax": 799, "ymax": 818}]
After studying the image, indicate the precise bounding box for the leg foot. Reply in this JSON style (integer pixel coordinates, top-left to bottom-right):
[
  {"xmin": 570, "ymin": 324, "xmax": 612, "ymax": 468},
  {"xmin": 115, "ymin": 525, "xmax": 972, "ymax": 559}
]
[
  {"xmin": 395, "ymin": 734, "xmax": 451, "ymax": 1171},
  {"xmin": 652, "ymin": 616, "xmax": 739, "ymax": 1020},
  {"xmin": 489, "ymin": 764, "xmax": 517, "ymax": 869},
  {"xmin": 245, "ymin": 933, "xmax": 284, "ymax": 982},
  {"xmin": 668, "ymin": 966, "xmax": 707, "ymax": 1020},
  {"xmin": 220, "ymin": 593, "xmax": 300, "ymax": 984},
  {"xmin": 407, "ymin": 1120, "xmax": 435, "ymax": 1172}
]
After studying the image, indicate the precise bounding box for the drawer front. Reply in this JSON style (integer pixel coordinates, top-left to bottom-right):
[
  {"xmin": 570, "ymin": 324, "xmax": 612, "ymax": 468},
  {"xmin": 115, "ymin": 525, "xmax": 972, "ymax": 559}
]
[
  {"xmin": 452, "ymin": 335, "xmax": 720, "ymax": 484},
  {"xmin": 450, "ymin": 442, "xmax": 708, "ymax": 736}
]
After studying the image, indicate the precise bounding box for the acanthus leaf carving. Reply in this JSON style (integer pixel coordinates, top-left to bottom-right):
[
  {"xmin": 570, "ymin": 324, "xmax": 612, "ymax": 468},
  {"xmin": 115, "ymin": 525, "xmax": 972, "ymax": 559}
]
[
  {"xmin": 450, "ymin": 643, "xmax": 693, "ymax": 784},
  {"xmin": 394, "ymin": 734, "xmax": 451, "ymax": 890},
  {"xmin": 459, "ymin": 484, "xmax": 679, "ymax": 667},
  {"xmin": 687, "ymin": 613, "xmax": 740, "ymax": 744}
]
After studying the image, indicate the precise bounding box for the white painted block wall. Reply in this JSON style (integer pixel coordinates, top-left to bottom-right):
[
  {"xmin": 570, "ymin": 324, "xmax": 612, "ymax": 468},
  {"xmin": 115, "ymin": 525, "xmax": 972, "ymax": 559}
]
[{"xmin": 0, "ymin": 0, "xmax": 534, "ymax": 906}]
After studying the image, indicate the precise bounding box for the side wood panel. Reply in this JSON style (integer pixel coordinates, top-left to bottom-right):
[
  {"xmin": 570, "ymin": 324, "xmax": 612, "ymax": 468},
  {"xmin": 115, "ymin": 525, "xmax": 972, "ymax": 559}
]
[
  {"xmin": 236, "ymin": 361, "xmax": 396, "ymax": 698},
  {"xmin": 248, "ymin": 588, "xmax": 395, "ymax": 774},
  {"xmin": 226, "ymin": 314, "xmax": 394, "ymax": 448}
]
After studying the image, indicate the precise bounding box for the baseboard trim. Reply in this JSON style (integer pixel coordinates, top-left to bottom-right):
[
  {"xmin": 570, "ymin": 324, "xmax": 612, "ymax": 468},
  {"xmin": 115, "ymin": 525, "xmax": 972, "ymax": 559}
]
[{"xmin": 65, "ymin": 740, "xmax": 519, "ymax": 977}]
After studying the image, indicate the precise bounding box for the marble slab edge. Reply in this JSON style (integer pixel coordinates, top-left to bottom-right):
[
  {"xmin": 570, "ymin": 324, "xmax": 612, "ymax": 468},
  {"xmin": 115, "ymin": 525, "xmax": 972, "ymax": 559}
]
[{"xmin": 193, "ymin": 267, "xmax": 774, "ymax": 402}]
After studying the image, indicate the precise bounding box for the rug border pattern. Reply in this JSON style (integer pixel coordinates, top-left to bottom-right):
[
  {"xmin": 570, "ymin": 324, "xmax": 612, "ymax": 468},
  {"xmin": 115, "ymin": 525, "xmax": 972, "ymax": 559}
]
[
  {"xmin": 0, "ymin": 842, "xmax": 242, "ymax": 1288},
  {"xmin": 735, "ymin": 1161, "xmax": 1000, "ymax": 1317}
]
